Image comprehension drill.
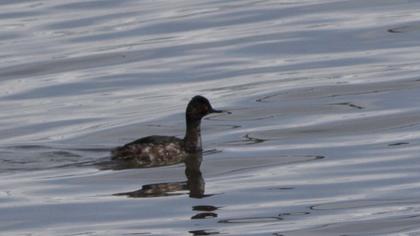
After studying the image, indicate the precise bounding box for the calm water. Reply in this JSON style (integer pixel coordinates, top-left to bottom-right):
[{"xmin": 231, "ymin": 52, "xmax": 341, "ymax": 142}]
[{"xmin": 1, "ymin": 0, "xmax": 420, "ymax": 235}]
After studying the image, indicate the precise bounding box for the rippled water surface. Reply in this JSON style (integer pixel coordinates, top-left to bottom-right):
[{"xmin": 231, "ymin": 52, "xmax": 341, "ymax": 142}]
[{"xmin": 2, "ymin": 0, "xmax": 420, "ymax": 235}]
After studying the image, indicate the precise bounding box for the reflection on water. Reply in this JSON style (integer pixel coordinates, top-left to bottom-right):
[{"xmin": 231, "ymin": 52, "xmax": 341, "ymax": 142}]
[
  {"xmin": 189, "ymin": 229, "xmax": 219, "ymax": 236},
  {"xmin": 192, "ymin": 205, "xmax": 220, "ymax": 220},
  {"xmin": 114, "ymin": 152, "xmax": 208, "ymax": 198},
  {"xmin": 113, "ymin": 181, "xmax": 188, "ymax": 198}
]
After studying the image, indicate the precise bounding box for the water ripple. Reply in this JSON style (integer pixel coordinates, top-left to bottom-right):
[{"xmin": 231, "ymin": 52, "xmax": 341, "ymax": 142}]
[{"xmin": 1, "ymin": 0, "xmax": 420, "ymax": 235}]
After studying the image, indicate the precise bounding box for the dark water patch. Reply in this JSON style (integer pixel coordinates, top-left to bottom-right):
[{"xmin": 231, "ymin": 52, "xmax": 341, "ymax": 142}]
[
  {"xmin": 191, "ymin": 212, "xmax": 218, "ymax": 220},
  {"xmin": 7, "ymin": 144, "xmax": 51, "ymax": 150},
  {"xmin": 113, "ymin": 154, "xmax": 209, "ymax": 198},
  {"xmin": 189, "ymin": 230, "xmax": 220, "ymax": 236},
  {"xmin": 388, "ymin": 28, "xmax": 403, "ymax": 33},
  {"xmin": 113, "ymin": 181, "xmax": 188, "ymax": 198},
  {"xmin": 279, "ymin": 211, "xmax": 310, "ymax": 217},
  {"xmin": 113, "ymin": 183, "xmax": 215, "ymax": 199},
  {"xmin": 388, "ymin": 23, "xmax": 420, "ymax": 34},
  {"xmin": 212, "ymin": 124, "xmax": 242, "ymax": 130},
  {"xmin": 330, "ymin": 102, "xmax": 364, "ymax": 110},
  {"xmin": 268, "ymin": 187, "xmax": 294, "ymax": 191},
  {"xmin": 193, "ymin": 205, "xmax": 220, "ymax": 212},
  {"xmin": 272, "ymin": 233, "xmax": 284, "ymax": 236},
  {"xmin": 192, "ymin": 205, "xmax": 220, "ymax": 219},
  {"xmin": 388, "ymin": 142, "xmax": 409, "ymax": 146}
]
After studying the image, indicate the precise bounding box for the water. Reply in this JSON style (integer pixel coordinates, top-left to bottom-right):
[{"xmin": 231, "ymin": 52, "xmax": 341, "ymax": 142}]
[{"xmin": 1, "ymin": 0, "xmax": 420, "ymax": 235}]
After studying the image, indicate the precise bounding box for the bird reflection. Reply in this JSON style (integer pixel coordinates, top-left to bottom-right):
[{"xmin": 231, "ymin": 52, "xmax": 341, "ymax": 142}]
[
  {"xmin": 191, "ymin": 205, "xmax": 219, "ymax": 220},
  {"xmin": 113, "ymin": 152, "xmax": 210, "ymax": 198},
  {"xmin": 189, "ymin": 229, "xmax": 219, "ymax": 235}
]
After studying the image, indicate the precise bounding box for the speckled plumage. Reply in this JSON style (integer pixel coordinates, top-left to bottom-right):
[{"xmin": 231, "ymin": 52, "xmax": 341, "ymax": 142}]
[
  {"xmin": 111, "ymin": 136, "xmax": 187, "ymax": 166},
  {"xmin": 111, "ymin": 96, "xmax": 223, "ymax": 167}
]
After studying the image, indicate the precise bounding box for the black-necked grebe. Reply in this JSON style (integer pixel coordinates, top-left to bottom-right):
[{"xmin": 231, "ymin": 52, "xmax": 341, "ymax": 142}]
[{"xmin": 111, "ymin": 95, "xmax": 223, "ymax": 166}]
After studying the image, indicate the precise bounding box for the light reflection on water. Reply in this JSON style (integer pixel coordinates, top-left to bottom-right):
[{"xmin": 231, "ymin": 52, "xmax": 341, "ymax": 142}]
[{"xmin": 1, "ymin": 0, "xmax": 420, "ymax": 235}]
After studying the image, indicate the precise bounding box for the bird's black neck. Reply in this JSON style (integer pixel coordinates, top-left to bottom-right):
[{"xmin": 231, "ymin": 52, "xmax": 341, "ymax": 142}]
[{"xmin": 184, "ymin": 117, "xmax": 202, "ymax": 153}]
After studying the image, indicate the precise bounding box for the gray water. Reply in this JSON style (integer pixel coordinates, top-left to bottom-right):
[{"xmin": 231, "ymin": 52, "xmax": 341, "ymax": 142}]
[{"xmin": 1, "ymin": 0, "xmax": 420, "ymax": 235}]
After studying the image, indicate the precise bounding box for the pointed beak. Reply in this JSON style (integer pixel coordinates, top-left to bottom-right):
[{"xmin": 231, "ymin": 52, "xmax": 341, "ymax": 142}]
[{"xmin": 210, "ymin": 108, "xmax": 231, "ymax": 114}]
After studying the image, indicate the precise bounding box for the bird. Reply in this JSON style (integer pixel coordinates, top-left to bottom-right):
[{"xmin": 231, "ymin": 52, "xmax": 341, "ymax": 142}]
[{"xmin": 111, "ymin": 95, "xmax": 223, "ymax": 167}]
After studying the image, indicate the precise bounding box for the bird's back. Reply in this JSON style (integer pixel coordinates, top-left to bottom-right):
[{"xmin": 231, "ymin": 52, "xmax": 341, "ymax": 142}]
[{"xmin": 111, "ymin": 135, "xmax": 187, "ymax": 167}]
